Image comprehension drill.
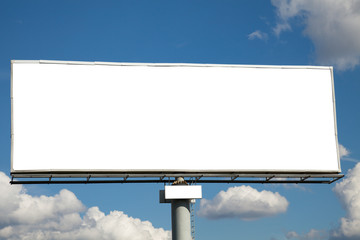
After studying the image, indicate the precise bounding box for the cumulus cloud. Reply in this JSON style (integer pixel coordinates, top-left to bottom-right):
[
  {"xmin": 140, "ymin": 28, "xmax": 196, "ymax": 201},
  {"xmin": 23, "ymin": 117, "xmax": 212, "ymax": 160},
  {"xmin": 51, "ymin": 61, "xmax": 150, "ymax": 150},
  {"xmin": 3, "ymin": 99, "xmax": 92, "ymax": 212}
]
[
  {"xmin": 0, "ymin": 172, "xmax": 170, "ymax": 240},
  {"xmin": 331, "ymin": 162, "xmax": 360, "ymax": 239},
  {"xmin": 271, "ymin": 0, "xmax": 360, "ymax": 70},
  {"xmin": 248, "ymin": 30, "xmax": 268, "ymax": 41},
  {"xmin": 197, "ymin": 186, "xmax": 289, "ymax": 220},
  {"xmin": 282, "ymin": 161, "xmax": 360, "ymax": 240}
]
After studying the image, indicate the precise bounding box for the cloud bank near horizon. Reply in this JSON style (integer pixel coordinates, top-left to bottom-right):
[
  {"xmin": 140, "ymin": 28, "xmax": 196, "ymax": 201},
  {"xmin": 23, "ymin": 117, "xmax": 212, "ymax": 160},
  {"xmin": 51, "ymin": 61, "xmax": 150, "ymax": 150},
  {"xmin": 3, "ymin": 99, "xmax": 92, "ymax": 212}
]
[{"xmin": 0, "ymin": 172, "xmax": 170, "ymax": 240}]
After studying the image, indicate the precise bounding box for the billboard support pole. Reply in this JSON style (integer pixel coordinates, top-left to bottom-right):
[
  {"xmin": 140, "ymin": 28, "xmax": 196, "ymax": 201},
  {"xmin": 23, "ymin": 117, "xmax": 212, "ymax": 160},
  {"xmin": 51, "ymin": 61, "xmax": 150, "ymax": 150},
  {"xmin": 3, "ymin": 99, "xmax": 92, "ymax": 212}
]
[
  {"xmin": 171, "ymin": 198, "xmax": 191, "ymax": 240},
  {"xmin": 171, "ymin": 177, "xmax": 192, "ymax": 240}
]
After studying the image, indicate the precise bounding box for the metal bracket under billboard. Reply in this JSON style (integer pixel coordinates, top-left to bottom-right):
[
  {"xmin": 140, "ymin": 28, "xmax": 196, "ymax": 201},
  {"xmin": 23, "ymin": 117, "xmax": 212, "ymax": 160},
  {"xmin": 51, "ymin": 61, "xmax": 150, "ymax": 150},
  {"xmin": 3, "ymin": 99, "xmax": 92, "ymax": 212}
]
[{"xmin": 10, "ymin": 172, "xmax": 344, "ymax": 184}]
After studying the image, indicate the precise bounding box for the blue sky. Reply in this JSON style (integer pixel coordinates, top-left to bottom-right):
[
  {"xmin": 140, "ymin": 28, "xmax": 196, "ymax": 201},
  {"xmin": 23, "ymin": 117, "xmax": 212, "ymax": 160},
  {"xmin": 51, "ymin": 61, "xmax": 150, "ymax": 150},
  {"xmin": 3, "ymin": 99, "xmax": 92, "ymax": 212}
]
[{"xmin": 0, "ymin": 1, "xmax": 360, "ymax": 239}]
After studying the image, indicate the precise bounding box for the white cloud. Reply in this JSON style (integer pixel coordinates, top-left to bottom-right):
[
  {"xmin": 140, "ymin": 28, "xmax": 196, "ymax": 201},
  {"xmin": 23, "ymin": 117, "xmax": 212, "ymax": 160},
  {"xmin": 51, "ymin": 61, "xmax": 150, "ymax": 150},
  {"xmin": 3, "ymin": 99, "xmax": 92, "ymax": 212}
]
[
  {"xmin": 197, "ymin": 185, "xmax": 289, "ymax": 220},
  {"xmin": 338, "ymin": 144, "xmax": 359, "ymax": 162},
  {"xmin": 286, "ymin": 231, "xmax": 299, "ymax": 239},
  {"xmin": 271, "ymin": 0, "xmax": 360, "ymax": 70},
  {"xmin": 0, "ymin": 172, "xmax": 171, "ymax": 240},
  {"xmin": 286, "ymin": 229, "xmax": 328, "ymax": 240},
  {"xmin": 0, "ymin": 172, "xmax": 23, "ymax": 225},
  {"xmin": 273, "ymin": 22, "xmax": 291, "ymax": 37},
  {"xmin": 331, "ymin": 162, "xmax": 360, "ymax": 239},
  {"xmin": 282, "ymin": 162, "xmax": 360, "ymax": 240},
  {"xmin": 339, "ymin": 144, "xmax": 350, "ymax": 158},
  {"xmin": 248, "ymin": 30, "xmax": 268, "ymax": 41}
]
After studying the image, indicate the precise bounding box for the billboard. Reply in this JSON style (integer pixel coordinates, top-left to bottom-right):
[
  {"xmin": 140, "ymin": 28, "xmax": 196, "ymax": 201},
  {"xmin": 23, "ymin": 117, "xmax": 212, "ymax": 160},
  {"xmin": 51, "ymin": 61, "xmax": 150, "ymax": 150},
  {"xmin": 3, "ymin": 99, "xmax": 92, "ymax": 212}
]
[{"xmin": 11, "ymin": 60, "xmax": 340, "ymax": 177}]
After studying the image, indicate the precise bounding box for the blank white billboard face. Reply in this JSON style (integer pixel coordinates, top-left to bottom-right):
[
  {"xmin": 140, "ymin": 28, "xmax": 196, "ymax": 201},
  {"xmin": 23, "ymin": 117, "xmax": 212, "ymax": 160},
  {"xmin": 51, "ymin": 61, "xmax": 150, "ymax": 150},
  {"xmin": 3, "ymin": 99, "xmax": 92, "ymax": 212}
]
[{"xmin": 11, "ymin": 61, "xmax": 340, "ymax": 174}]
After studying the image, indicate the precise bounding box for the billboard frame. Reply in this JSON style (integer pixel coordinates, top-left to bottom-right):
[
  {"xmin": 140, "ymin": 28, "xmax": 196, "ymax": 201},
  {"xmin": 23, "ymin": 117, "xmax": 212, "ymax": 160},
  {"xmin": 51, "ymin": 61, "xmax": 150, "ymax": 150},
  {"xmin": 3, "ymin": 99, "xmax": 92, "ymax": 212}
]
[{"xmin": 10, "ymin": 60, "xmax": 342, "ymax": 182}]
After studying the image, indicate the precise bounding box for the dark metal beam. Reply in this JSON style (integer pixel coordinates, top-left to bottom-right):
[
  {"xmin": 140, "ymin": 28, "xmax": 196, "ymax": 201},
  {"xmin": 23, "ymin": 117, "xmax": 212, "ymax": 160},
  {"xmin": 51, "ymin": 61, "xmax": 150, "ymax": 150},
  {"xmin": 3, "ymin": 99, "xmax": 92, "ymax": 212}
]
[{"xmin": 10, "ymin": 174, "xmax": 344, "ymax": 185}]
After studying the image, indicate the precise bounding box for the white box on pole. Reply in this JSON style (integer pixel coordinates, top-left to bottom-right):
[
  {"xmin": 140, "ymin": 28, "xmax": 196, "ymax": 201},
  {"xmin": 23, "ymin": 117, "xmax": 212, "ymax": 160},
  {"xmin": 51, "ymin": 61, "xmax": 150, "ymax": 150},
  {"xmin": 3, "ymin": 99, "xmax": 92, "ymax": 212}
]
[{"xmin": 165, "ymin": 185, "xmax": 202, "ymax": 199}]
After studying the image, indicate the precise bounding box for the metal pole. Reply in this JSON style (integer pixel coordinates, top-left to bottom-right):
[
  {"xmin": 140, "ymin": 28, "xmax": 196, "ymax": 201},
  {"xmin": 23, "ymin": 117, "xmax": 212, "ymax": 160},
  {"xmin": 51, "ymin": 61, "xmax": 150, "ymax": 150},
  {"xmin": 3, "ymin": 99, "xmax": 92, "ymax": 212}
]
[
  {"xmin": 171, "ymin": 199, "xmax": 191, "ymax": 240},
  {"xmin": 171, "ymin": 177, "xmax": 192, "ymax": 240}
]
